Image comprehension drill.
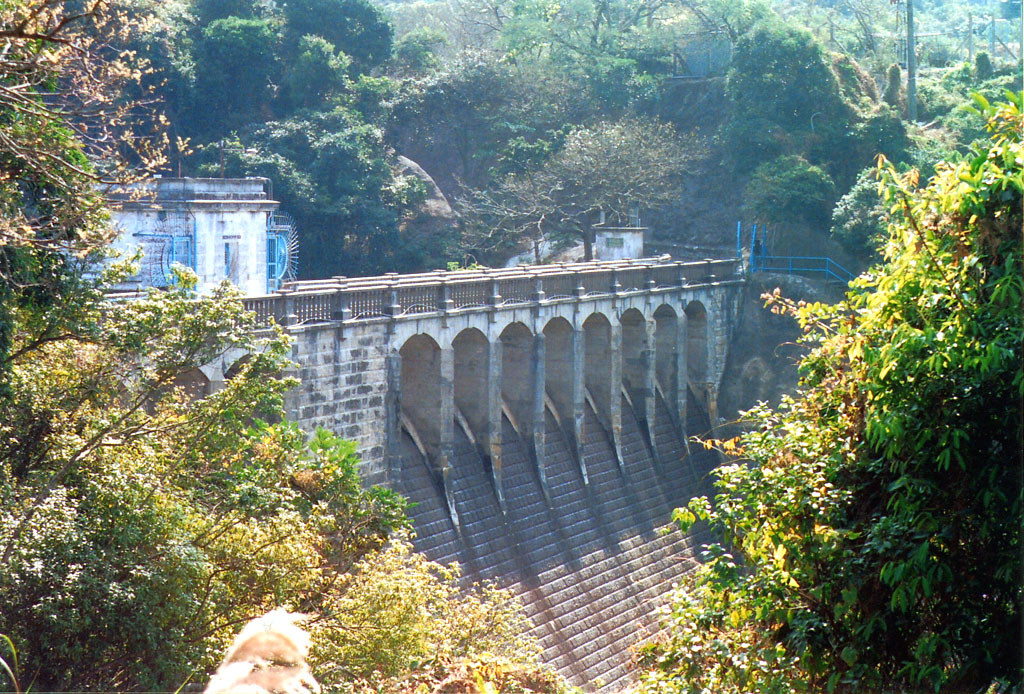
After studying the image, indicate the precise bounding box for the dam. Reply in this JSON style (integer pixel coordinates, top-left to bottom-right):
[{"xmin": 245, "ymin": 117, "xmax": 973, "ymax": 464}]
[{"xmin": 207, "ymin": 257, "xmax": 744, "ymax": 689}]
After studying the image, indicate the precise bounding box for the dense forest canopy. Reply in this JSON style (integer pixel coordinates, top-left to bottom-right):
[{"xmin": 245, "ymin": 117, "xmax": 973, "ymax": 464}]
[{"xmin": 116, "ymin": 0, "xmax": 1021, "ymax": 277}]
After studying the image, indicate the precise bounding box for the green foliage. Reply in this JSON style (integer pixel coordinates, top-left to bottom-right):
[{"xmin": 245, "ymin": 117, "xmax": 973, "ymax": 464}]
[
  {"xmin": 829, "ymin": 168, "xmax": 888, "ymax": 257},
  {"xmin": 743, "ymin": 154, "xmax": 836, "ymax": 229},
  {"xmin": 883, "ymin": 63, "xmax": 902, "ymax": 109},
  {"xmin": 393, "ymin": 27, "xmax": 447, "ymax": 73},
  {"xmin": 191, "ymin": 0, "xmax": 260, "ymax": 25},
  {"xmin": 311, "ymin": 536, "xmax": 536, "ymax": 682},
  {"xmin": 640, "ymin": 94, "xmax": 1023, "ymax": 692},
  {"xmin": 0, "ymin": 0, "xmax": 167, "ymax": 384},
  {"xmin": 282, "ymin": 0, "xmax": 393, "ymax": 72},
  {"xmin": 205, "ymin": 107, "xmax": 426, "ymax": 277},
  {"xmin": 975, "ymin": 51, "xmax": 994, "ymax": 81},
  {"xmin": 389, "ymin": 51, "xmax": 590, "ymax": 192},
  {"xmin": 724, "ymin": 22, "xmax": 854, "ymax": 168},
  {"xmin": 192, "ymin": 16, "xmax": 279, "ymax": 138},
  {"xmin": 283, "ymin": 35, "xmax": 353, "ymax": 110}
]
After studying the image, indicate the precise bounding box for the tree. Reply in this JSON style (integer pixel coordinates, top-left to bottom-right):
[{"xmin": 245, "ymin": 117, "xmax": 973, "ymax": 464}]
[
  {"xmin": 209, "ymin": 107, "xmax": 427, "ymax": 278},
  {"xmin": 460, "ymin": 118, "xmax": 701, "ymax": 261},
  {"xmin": 639, "ymin": 94, "xmax": 1022, "ymax": 692},
  {"xmin": 282, "ymin": 0, "xmax": 393, "ymax": 73},
  {"xmin": 191, "ymin": 0, "xmax": 260, "ymax": 25},
  {"xmin": 722, "ymin": 20, "xmax": 858, "ymax": 178},
  {"xmin": 0, "ymin": 0, "xmax": 168, "ymax": 388},
  {"xmin": 282, "ymin": 34, "xmax": 353, "ymax": 110},
  {"xmin": 191, "ymin": 16, "xmax": 279, "ymax": 139},
  {"xmin": 742, "ymin": 154, "xmax": 836, "ymax": 230},
  {"xmin": 829, "ymin": 167, "xmax": 888, "ymax": 257},
  {"xmin": 882, "ymin": 63, "xmax": 903, "ymax": 109}
]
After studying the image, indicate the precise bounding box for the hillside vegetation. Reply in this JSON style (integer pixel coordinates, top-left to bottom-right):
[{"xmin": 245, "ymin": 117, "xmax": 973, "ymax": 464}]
[
  {"xmin": 124, "ymin": 0, "xmax": 1020, "ymax": 275},
  {"xmin": 0, "ymin": 0, "xmax": 1020, "ymax": 692}
]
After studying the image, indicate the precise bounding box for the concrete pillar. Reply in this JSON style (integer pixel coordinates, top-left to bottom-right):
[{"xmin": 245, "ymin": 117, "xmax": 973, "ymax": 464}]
[
  {"xmin": 706, "ymin": 382, "xmax": 719, "ymax": 426},
  {"xmin": 640, "ymin": 318, "xmax": 658, "ymax": 456},
  {"xmin": 677, "ymin": 306, "xmax": 689, "ymax": 445},
  {"xmin": 570, "ymin": 325, "xmax": 588, "ymax": 484},
  {"xmin": 608, "ymin": 321, "xmax": 625, "ymax": 471},
  {"xmin": 439, "ymin": 344, "xmax": 457, "ymax": 526},
  {"xmin": 583, "ymin": 314, "xmax": 623, "ymax": 472},
  {"xmin": 543, "ymin": 317, "xmax": 586, "ymax": 483},
  {"xmin": 486, "ymin": 336, "xmax": 505, "ymax": 511},
  {"xmin": 531, "ymin": 331, "xmax": 550, "ymax": 500},
  {"xmin": 385, "ymin": 349, "xmax": 402, "ymax": 485},
  {"xmin": 621, "ymin": 309, "xmax": 656, "ymax": 456}
]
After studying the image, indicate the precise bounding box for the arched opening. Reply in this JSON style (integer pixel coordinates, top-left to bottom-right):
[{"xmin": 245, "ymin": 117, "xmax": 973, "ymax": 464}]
[
  {"xmin": 543, "ymin": 317, "xmax": 574, "ymax": 421},
  {"xmin": 400, "ymin": 334, "xmax": 442, "ymax": 455},
  {"xmin": 654, "ymin": 304, "xmax": 678, "ymax": 405},
  {"xmin": 172, "ymin": 367, "xmax": 210, "ymax": 401},
  {"xmin": 620, "ymin": 309, "xmax": 647, "ymax": 412},
  {"xmin": 583, "ymin": 312, "xmax": 613, "ymax": 420},
  {"xmin": 500, "ymin": 322, "xmax": 534, "ymax": 434},
  {"xmin": 453, "ymin": 328, "xmax": 490, "ymax": 442},
  {"xmin": 684, "ymin": 301, "xmax": 708, "ymax": 388},
  {"xmin": 224, "ymin": 354, "xmax": 252, "ymax": 381}
]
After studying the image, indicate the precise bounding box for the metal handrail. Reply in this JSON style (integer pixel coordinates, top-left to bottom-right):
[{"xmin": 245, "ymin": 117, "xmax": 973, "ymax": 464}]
[{"xmin": 751, "ymin": 254, "xmax": 853, "ymax": 284}]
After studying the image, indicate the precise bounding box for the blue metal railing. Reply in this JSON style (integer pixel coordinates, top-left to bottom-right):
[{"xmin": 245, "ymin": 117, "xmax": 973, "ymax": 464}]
[
  {"xmin": 750, "ymin": 254, "xmax": 853, "ymax": 284},
  {"xmin": 737, "ymin": 221, "xmax": 853, "ymax": 284}
]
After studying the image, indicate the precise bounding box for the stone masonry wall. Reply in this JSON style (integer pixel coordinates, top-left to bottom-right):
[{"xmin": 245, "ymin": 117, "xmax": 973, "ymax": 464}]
[{"xmin": 284, "ymin": 321, "xmax": 391, "ymax": 485}]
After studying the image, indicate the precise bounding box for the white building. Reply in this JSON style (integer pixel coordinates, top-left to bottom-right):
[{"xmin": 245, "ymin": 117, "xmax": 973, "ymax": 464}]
[
  {"xmin": 108, "ymin": 177, "xmax": 294, "ymax": 296},
  {"xmin": 592, "ymin": 225, "xmax": 647, "ymax": 261}
]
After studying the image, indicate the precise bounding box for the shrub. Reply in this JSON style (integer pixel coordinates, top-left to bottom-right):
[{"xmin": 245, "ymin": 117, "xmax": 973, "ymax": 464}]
[
  {"xmin": 743, "ymin": 154, "xmax": 836, "ymax": 230},
  {"xmin": 640, "ymin": 94, "xmax": 1022, "ymax": 692}
]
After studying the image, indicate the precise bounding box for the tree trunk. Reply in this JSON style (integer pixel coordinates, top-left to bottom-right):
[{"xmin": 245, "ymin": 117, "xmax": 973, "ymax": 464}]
[{"xmin": 583, "ymin": 229, "xmax": 594, "ymax": 261}]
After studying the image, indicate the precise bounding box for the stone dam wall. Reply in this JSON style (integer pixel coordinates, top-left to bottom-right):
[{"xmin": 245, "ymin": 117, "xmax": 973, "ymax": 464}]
[
  {"xmin": 398, "ymin": 389, "xmax": 718, "ymax": 690},
  {"xmin": 190, "ymin": 259, "xmax": 742, "ymax": 690}
]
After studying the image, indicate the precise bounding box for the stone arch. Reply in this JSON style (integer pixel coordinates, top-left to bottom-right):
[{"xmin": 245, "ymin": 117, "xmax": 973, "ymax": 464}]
[
  {"xmin": 583, "ymin": 312, "xmax": 613, "ymax": 422},
  {"xmin": 400, "ymin": 334, "xmax": 443, "ymax": 456},
  {"xmin": 543, "ymin": 317, "xmax": 574, "ymax": 421},
  {"xmin": 173, "ymin": 368, "xmax": 210, "ymax": 401},
  {"xmin": 500, "ymin": 322, "xmax": 533, "ymax": 433},
  {"xmin": 684, "ymin": 301, "xmax": 709, "ymax": 388},
  {"xmin": 619, "ymin": 308, "xmax": 648, "ymax": 411},
  {"xmin": 224, "ymin": 354, "xmax": 253, "ymax": 381},
  {"xmin": 653, "ymin": 304, "xmax": 679, "ymax": 405},
  {"xmin": 452, "ymin": 327, "xmax": 491, "ymax": 443}
]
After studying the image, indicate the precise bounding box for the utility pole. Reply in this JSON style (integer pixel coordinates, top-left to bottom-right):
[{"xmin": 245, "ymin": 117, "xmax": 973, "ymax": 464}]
[
  {"xmin": 906, "ymin": 0, "xmax": 917, "ymax": 122},
  {"xmin": 968, "ymin": 12, "xmax": 974, "ymax": 61}
]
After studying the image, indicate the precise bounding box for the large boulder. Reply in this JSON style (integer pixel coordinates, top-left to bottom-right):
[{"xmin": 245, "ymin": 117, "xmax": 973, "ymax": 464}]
[{"xmin": 395, "ymin": 154, "xmax": 456, "ymax": 234}]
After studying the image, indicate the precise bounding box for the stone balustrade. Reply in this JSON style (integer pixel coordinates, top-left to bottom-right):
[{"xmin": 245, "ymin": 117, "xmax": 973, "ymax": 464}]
[{"xmin": 239, "ymin": 257, "xmax": 742, "ymax": 328}]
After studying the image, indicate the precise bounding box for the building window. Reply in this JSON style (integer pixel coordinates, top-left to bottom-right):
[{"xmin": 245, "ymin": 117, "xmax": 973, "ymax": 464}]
[{"xmin": 224, "ymin": 241, "xmax": 239, "ymax": 283}]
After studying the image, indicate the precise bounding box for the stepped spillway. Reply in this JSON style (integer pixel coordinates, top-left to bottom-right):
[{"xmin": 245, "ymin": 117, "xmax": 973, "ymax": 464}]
[{"xmin": 396, "ymin": 388, "xmax": 720, "ymax": 691}]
